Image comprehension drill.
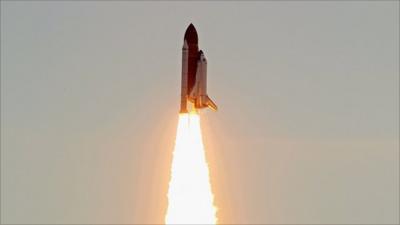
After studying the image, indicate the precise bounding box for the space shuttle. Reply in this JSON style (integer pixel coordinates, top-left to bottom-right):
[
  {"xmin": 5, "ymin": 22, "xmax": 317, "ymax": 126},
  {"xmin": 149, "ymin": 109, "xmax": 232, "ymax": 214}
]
[{"xmin": 180, "ymin": 24, "xmax": 217, "ymax": 113}]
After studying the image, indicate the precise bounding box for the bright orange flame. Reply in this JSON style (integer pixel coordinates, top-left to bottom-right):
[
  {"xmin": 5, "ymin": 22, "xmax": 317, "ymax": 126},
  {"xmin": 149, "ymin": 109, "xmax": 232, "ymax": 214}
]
[{"xmin": 165, "ymin": 112, "xmax": 217, "ymax": 224}]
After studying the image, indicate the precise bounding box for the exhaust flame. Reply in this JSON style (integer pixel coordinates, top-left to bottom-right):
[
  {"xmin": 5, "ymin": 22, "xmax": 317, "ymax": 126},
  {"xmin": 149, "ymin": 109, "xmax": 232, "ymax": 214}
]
[{"xmin": 165, "ymin": 113, "xmax": 217, "ymax": 224}]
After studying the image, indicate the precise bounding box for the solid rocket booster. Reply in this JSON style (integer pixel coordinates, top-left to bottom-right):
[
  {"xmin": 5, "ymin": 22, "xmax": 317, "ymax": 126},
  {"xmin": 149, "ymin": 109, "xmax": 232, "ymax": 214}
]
[{"xmin": 180, "ymin": 24, "xmax": 217, "ymax": 113}]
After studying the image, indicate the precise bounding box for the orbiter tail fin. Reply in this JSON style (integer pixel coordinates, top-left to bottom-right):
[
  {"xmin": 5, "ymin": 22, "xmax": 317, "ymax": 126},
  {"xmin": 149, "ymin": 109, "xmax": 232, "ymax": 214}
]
[{"xmin": 206, "ymin": 96, "xmax": 218, "ymax": 111}]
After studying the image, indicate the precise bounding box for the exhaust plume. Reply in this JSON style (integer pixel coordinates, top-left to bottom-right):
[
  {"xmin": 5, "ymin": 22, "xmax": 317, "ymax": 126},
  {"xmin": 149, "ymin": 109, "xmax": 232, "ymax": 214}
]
[{"xmin": 165, "ymin": 113, "xmax": 217, "ymax": 224}]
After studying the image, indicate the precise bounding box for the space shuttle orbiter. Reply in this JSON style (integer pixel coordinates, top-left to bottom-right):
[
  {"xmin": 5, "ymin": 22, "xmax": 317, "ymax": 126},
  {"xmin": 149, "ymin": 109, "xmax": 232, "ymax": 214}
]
[{"xmin": 180, "ymin": 23, "xmax": 217, "ymax": 113}]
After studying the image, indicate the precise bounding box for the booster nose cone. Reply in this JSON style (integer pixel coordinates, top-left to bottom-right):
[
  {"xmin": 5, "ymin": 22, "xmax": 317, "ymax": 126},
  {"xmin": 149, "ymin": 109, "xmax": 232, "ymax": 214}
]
[{"xmin": 184, "ymin": 23, "xmax": 198, "ymax": 44}]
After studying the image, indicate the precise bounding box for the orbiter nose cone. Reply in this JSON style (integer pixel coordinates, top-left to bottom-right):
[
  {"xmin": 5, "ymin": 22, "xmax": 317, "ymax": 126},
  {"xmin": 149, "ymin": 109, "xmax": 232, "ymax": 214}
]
[{"xmin": 184, "ymin": 23, "xmax": 198, "ymax": 44}]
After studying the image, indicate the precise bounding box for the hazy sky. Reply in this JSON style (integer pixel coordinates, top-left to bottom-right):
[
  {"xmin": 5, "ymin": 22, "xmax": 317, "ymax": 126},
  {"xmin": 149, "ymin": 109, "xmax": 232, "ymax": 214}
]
[{"xmin": 1, "ymin": 1, "xmax": 399, "ymax": 224}]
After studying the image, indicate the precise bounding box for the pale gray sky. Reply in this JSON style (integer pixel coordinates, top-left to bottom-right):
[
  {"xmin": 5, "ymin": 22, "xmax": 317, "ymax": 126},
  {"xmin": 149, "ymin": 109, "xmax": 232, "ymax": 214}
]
[{"xmin": 1, "ymin": 1, "xmax": 399, "ymax": 224}]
